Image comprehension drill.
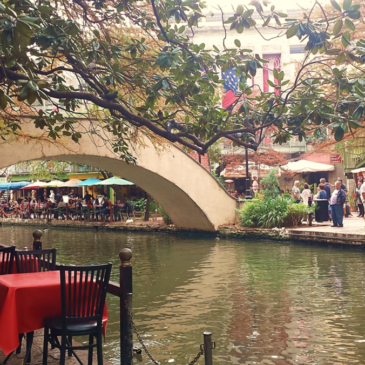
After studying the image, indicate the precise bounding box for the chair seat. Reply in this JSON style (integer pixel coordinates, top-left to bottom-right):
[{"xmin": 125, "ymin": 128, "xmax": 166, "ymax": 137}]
[{"xmin": 44, "ymin": 316, "xmax": 100, "ymax": 335}]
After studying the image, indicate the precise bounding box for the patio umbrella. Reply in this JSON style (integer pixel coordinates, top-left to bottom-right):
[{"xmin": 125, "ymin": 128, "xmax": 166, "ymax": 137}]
[
  {"xmin": 22, "ymin": 181, "xmax": 48, "ymax": 189},
  {"xmin": 59, "ymin": 179, "xmax": 82, "ymax": 187},
  {"xmin": 0, "ymin": 181, "xmax": 30, "ymax": 190},
  {"xmin": 76, "ymin": 178, "xmax": 102, "ymax": 186},
  {"xmin": 225, "ymin": 179, "xmax": 234, "ymax": 184},
  {"xmin": 43, "ymin": 180, "xmax": 65, "ymax": 187},
  {"xmin": 281, "ymin": 160, "xmax": 334, "ymax": 173},
  {"xmin": 94, "ymin": 177, "xmax": 134, "ymax": 186}
]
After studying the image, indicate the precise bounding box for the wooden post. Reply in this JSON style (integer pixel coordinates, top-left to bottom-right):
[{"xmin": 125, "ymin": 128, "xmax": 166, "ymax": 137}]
[
  {"xmin": 109, "ymin": 201, "xmax": 113, "ymax": 222},
  {"xmin": 32, "ymin": 230, "xmax": 42, "ymax": 250},
  {"xmin": 203, "ymin": 332, "xmax": 214, "ymax": 365},
  {"xmin": 119, "ymin": 248, "xmax": 133, "ymax": 365},
  {"xmin": 144, "ymin": 194, "xmax": 151, "ymax": 221}
]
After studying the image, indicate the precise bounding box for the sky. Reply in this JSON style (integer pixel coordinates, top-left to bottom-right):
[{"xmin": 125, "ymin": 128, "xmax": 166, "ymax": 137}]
[{"xmin": 204, "ymin": 0, "xmax": 330, "ymax": 11}]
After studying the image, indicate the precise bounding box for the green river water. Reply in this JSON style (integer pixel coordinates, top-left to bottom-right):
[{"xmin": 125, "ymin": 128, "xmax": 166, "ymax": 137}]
[{"xmin": 1, "ymin": 225, "xmax": 365, "ymax": 364}]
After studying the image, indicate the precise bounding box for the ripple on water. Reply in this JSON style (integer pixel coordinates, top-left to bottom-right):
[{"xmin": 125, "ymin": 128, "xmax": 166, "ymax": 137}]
[{"xmin": 2, "ymin": 226, "xmax": 365, "ymax": 364}]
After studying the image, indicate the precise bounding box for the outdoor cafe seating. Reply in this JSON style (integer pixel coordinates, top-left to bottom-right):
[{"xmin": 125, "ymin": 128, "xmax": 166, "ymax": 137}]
[{"xmin": 0, "ymin": 246, "xmax": 111, "ymax": 365}]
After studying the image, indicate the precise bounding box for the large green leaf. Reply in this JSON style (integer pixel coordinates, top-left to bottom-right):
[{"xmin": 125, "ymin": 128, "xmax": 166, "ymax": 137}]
[
  {"xmin": 334, "ymin": 127, "xmax": 344, "ymax": 141},
  {"xmin": 330, "ymin": 0, "xmax": 342, "ymax": 11},
  {"xmin": 333, "ymin": 19, "xmax": 343, "ymax": 35}
]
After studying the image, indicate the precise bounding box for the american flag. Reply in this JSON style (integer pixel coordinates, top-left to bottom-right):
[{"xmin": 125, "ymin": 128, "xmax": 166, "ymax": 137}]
[{"xmin": 222, "ymin": 68, "xmax": 241, "ymax": 109}]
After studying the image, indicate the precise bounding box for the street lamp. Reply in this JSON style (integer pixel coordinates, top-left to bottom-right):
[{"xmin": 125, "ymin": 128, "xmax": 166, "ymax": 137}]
[{"xmin": 245, "ymin": 145, "xmax": 252, "ymax": 199}]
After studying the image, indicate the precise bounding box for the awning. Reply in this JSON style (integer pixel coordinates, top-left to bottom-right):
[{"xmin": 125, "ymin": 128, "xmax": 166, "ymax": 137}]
[
  {"xmin": 281, "ymin": 160, "xmax": 334, "ymax": 173},
  {"xmin": 351, "ymin": 167, "xmax": 365, "ymax": 173},
  {"xmin": 220, "ymin": 163, "xmax": 280, "ymax": 178},
  {"xmin": 76, "ymin": 178, "xmax": 102, "ymax": 186},
  {"xmin": 93, "ymin": 177, "xmax": 134, "ymax": 186}
]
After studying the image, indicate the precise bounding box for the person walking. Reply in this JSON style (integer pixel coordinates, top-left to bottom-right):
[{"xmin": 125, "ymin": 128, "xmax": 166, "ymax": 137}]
[
  {"xmin": 292, "ymin": 181, "xmax": 301, "ymax": 203},
  {"xmin": 356, "ymin": 181, "xmax": 364, "ymax": 217},
  {"xmin": 330, "ymin": 180, "xmax": 346, "ymax": 227}
]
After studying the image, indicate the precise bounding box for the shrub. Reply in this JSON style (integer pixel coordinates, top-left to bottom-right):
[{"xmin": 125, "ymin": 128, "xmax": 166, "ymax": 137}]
[
  {"xmin": 239, "ymin": 195, "xmax": 315, "ymax": 228},
  {"xmin": 157, "ymin": 206, "xmax": 172, "ymax": 224},
  {"xmin": 260, "ymin": 168, "xmax": 280, "ymax": 199}
]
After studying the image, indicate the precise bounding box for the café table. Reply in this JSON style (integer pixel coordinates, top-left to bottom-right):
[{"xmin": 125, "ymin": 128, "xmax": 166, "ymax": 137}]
[{"xmin": 0, "ymin": 271, "xmax": 108, "ymax": 359}]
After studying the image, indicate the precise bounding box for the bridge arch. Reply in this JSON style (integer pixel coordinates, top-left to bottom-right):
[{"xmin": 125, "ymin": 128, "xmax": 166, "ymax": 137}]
[{"xmin": 0, "ymin": 121, "xmax": 237, "ymax": 231}]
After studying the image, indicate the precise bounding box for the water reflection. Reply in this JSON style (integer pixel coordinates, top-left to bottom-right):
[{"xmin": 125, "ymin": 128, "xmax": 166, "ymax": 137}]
[{"xmin": 1, "ymin": 226, "xmax": 365, "ymax": 364}]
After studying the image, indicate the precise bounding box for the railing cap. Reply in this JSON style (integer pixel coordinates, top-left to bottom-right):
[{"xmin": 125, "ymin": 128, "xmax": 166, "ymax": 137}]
[
  {"xmin": 119, "ymin": 248, "xmax": 132, "ymax": 266},
  {"xmin": 33, "ymin": 229, "xmax": 42, "ymax": 241}
]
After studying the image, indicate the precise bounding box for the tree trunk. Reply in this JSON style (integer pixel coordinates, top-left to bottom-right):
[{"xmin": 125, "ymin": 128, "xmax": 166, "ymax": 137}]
[{"xmin": 144, "ymin": 194, "xmax": 151, "ymax": 221}]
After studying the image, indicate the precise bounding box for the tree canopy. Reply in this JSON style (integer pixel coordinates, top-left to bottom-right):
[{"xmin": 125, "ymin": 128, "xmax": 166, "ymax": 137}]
[{"xmin": 0, "ymin": 0, "xmax": 365, "ymax": 162}]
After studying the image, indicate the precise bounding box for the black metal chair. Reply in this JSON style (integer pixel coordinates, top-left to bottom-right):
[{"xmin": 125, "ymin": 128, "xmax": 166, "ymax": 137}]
[
  {"xmin": 15, "ymin": 249, "xmax": 57, "ymax": 273},
  {"xmin": 0, "ymin": 245, "xmax": 16, "ymax": 275},
  {"xmin": 43, "ymin": 263, "xmax": 112, "ymax": 365},
  {"xmin": 5, "ymin": 249, "xmax": 57, "ymax": 364}
]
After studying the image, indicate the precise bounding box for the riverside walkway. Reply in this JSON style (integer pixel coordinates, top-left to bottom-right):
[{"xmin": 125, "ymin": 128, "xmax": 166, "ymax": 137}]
[{"xmin": 288, "ymin": 216, "xmax": 365, "ymax": 246}]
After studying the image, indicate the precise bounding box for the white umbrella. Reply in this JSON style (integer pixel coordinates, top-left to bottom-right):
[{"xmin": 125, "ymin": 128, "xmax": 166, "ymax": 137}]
[
  {"xmin": 43, "ymin": 180, "xmax": 65, "ymax": 187},
  {"xmin": 281, "ymin": 160, "xmax": 334, "ymax": 173}
]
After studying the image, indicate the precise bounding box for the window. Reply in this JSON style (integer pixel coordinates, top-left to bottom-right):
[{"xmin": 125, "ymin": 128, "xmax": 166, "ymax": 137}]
[
  {"xmin": 290, "ymin": 45, "xmax": 306, "ymax": 54},
  {"xmin": 263, "ymin": 54, "xmax": 281, "ymax": 95}
]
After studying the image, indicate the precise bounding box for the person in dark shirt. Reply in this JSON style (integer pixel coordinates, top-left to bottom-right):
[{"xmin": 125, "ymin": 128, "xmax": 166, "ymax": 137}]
[
  {"xmin": 320, "ymin": 178, "xmax": 331, "ymax": 200},
  {"xmin": 337, "ymin": 177, "xmax": 347, "ymax": 192},
  {"xmin": 83, "ymin": 192, "xmax": 92, "ymax": 203},
  {"xmin": 55, "ymin": 189, "xmax": 63, "ymax": 204}
]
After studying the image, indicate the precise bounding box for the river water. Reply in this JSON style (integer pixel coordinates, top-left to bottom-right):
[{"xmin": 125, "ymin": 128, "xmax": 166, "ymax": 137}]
[{"xmin": 2, "ymin": 226, "xmax": 365, "ymax": 364}]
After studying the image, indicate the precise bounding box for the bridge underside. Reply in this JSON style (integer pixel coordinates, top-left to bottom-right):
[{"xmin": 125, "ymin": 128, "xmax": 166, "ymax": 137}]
[{"xmin": 0, "ymin": 122, "xmax": 237, "ymax": 231}]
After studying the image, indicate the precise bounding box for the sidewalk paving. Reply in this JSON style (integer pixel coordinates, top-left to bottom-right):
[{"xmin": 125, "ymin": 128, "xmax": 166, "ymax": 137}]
[
  {"xmin": 0, "ymin": 329, "xmax": 113, "ymax": 365},
  {"xmin": 288, "ymin": 215, "xmax": 365, "ymax": 244}
]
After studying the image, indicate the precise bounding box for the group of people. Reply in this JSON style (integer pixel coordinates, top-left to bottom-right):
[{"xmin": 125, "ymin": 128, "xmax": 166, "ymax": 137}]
[
  {"xmin": 292, "ymin": 177, "xmax": 357, "ymax": 228},
  {"xmin": 0, "ymin": 189, "xmax": 134, "ymax": 221}
]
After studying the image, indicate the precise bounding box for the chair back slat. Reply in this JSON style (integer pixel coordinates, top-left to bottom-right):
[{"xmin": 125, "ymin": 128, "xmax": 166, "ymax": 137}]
[
  {"xmin": 15, "ymin": 249, "xmax": 56, "ymax": 273},
  {"xmin": 0, "ymin": 246, "xmax": 16, "ymax": 275},
  {"xmin": 60, "ymin": 263, "xmax": 112, "ymax": 322}
]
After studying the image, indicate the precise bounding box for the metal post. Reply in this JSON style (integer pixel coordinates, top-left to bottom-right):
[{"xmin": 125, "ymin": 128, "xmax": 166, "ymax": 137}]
[
  {"xmin": 119, "ymin": 248, "xmax": 133, "ymax": 365},
  {"xmin": 32, "ymin": 229, "xmax": 42, "ymax": 250},
  {"xmin": 245, "ymin": 147, "xmax": 251, "ymax": 199},
  {"xmin": 203, "ymin": 332, "xmax": 214, "ymax": 365}
]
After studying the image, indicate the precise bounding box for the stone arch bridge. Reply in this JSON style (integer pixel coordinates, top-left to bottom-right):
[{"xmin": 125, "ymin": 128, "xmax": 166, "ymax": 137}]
[{"xmin": 0, "ymin": 120, "xmax": 237, "ymax": 231}]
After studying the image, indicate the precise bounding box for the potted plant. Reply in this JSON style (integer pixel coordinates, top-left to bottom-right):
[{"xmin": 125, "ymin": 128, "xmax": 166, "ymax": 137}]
[{"xmin": 348, "ymin": 194, "xmax": 357, "ymax": 212}]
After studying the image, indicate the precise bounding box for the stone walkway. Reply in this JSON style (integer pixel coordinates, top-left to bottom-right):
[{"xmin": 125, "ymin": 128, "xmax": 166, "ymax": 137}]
[
  {"xmin": 288, "ymin": 215, "xmax": 365, "ymax": 245},
  {"xmin": 0, "ymin": 330, "xmax": 113, "ymax": 365}
]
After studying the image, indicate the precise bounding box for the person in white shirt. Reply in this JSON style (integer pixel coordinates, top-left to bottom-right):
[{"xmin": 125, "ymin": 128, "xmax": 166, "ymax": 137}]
[
  {"xmin": 301, "ymin": 183, "xmax": 312, "ymax": 206},
  {"xmin": 252, "ymin": 176, "xmax": 259, "ymax": 195},
  {"xmin": 49, "ymin": 190, "xmax": 55, "ymax": 204},
  {"xmin": 361, "ymin": 182, "xmax": 365, "ymax": 220}
]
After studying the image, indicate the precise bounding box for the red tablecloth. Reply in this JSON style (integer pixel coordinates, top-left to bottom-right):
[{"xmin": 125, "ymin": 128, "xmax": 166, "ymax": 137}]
[{"xmin": 0, "ymin": 271, "xmax": 108, "ymax": 355}]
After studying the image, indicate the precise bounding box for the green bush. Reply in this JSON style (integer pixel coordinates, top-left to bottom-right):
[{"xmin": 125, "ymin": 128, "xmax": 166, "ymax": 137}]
[
  {"xmin": 260, "ymin": 168, "xmax": 280, "ymax": 199},
  {"xmin": 239, "ymin": 195, "xmax": 315, "ymax": 228},
  {"xmin": 157, "ymin": 206, "xmax": 172, "ymax": 224},
  {"xmin": 132, "ymin": 198, "xmax": 146, "ymax": 212}
]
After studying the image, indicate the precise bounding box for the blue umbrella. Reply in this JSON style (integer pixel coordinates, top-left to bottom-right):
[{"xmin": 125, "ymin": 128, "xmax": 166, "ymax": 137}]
[
  {"xmin": 9, "ymin": 181, "xmax": 31, "ymax": 190},
  {"xmin": 76, "ymin": 178, "xmax": 102, "ymax": 186},
  {"xmin": 0, "ymin": 181, "xmax": 30, "ymax": 190},
  {"xmin": 0, "ymin": 183, "xmax": 10, "ymax": 191}
]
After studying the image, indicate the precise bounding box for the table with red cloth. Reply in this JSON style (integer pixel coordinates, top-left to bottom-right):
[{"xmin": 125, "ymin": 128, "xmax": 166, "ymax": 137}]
[{"xmin": 0, "ymin": 271, "xmax": 108, "ymax": 355}]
